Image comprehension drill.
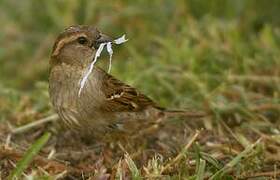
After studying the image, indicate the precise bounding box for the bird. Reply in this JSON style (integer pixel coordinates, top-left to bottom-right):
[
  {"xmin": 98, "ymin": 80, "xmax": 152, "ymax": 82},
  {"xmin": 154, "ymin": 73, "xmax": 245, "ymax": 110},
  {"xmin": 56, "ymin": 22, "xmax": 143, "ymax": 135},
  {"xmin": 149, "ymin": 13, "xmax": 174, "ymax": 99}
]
[{"xmin": 49, "ymin": 25, "xmax": 204, "ymax": 139}]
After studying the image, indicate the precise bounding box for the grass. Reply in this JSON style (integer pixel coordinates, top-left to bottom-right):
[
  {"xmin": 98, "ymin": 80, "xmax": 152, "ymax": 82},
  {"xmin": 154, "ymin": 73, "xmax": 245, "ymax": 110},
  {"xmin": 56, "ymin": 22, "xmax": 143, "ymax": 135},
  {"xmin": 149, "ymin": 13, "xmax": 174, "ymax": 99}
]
[
  {"xmin": 0, "ymin": 0, "xmax": 280, "ymax": 179},
  {"xmin": 8, "ymin": 132, "xmax": 51, "ymax": 179}
]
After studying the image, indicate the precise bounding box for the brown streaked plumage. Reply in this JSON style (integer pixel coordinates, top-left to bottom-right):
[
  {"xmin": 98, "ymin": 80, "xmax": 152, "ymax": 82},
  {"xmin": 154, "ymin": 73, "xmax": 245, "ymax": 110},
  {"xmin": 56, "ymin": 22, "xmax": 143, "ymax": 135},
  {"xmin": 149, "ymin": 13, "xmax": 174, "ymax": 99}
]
[{"xmin": 49, "ymin": 25, "xmax": 204, "ymax": 139}]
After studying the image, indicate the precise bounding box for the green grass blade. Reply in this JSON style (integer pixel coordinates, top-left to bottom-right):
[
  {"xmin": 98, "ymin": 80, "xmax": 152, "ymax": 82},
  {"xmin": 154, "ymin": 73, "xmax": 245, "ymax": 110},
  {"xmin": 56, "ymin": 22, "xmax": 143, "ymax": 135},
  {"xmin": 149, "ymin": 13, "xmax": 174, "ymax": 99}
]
[
  {"xmin": 209, "ymin": 138, "xmax": 262, "ymax": 180},
  {"xmin": 199, "ymin": 152, "xmax": 223, "ymax": 170},
  {"xmin": 124, "ymin": 153, "xmax": 141, "ymax": 180},
  {"xmin": 196, "ymin": 159, "xmax": 206, "ymax": 180},
  {"xmin": 8, "ymin": 132, "xmax": 51, "ymax": 180}
]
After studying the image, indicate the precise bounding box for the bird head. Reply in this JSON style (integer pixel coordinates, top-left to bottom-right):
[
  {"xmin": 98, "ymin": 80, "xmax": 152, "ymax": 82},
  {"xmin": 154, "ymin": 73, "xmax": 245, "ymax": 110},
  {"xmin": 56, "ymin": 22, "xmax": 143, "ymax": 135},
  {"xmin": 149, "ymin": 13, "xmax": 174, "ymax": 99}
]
[{"xmin": 50, "ymin": 25, "xmax": 112, "ymax": 68}]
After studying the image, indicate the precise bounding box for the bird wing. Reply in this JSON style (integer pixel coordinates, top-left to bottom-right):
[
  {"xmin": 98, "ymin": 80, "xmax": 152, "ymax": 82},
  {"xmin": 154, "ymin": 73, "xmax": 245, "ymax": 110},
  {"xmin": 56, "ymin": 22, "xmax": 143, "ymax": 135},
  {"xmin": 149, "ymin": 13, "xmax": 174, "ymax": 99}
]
[{"xmin": 97, "ymin": 68, "xmax": 161, "ymax": 112}]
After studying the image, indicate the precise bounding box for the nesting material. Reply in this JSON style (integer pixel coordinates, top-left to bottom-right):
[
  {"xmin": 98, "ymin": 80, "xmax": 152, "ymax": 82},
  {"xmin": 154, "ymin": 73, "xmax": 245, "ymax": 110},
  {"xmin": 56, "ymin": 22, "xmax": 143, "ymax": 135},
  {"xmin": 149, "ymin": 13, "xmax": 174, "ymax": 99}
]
[{"xmin": 78, "ymin": 35, "xmax": 128, "ymax": 96}]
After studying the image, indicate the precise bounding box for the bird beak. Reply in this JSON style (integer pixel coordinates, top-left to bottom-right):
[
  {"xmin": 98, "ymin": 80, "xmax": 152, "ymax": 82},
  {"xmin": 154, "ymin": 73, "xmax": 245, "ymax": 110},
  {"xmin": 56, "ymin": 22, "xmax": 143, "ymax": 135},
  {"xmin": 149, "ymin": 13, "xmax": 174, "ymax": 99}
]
[{"xmin": 96, "ymin": 33, "xmax": 113, "ymax": 43}]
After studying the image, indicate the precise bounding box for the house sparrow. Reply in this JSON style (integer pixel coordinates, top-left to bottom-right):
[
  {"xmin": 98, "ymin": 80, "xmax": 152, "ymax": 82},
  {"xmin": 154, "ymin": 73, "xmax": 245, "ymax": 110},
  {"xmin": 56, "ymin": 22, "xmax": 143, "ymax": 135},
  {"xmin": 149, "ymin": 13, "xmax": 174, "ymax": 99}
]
[{"xmin": 49, "ymin": 25, "xmax": 204, "ymax": 138}]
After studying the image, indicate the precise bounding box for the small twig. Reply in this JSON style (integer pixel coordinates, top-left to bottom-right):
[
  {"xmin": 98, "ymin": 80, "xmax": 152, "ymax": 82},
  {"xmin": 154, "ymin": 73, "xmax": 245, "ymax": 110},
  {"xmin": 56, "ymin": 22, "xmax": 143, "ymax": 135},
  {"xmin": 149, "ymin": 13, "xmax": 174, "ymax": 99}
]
[
  {"xmin": 160, "ymin": 130, "xmax": 200, "ymax": 174},
  {"xmin": 5, "ymin": 134, "xmax": 12, "ymax": 149},
  {"xmin": 47, "ymin": 148, "xmax": 56, "ymax": 160},
  {"xmin": 11, "ymin": 114, "xmax": 59, "ymax": 134},
  {"xmin": 117, "ymin": 142, "xmax": 127, "ymax": 154},
  {"xmin": 54, "ymin": 170, "xmax": 68, "ymax": 179}
]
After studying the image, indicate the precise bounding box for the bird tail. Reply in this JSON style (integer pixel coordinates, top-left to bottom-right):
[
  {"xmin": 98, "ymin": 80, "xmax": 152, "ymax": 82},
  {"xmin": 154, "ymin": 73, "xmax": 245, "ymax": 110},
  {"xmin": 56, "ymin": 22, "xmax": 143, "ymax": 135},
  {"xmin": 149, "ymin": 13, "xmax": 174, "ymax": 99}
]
[{"xmin": 163, "ymin": 109, "xmax": 206, "ymax": 118}]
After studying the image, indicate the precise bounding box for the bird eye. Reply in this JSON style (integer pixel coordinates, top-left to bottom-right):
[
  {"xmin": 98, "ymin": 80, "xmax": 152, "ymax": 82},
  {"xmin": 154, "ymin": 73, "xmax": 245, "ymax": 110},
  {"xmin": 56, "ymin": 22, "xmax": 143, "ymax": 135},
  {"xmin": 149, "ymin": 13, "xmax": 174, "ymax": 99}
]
[{"xmin": 77, "ymin": 37, "xmax": 88, "ymax": 45}]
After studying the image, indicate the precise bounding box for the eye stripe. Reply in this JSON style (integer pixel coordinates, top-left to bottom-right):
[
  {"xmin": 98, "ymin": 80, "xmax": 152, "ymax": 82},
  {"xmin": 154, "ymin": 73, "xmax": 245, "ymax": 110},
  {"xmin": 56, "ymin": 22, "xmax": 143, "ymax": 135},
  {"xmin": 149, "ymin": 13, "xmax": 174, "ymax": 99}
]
[{"xmin": 52, "ymin": 32, "xmax": 87, "ymax": 56}]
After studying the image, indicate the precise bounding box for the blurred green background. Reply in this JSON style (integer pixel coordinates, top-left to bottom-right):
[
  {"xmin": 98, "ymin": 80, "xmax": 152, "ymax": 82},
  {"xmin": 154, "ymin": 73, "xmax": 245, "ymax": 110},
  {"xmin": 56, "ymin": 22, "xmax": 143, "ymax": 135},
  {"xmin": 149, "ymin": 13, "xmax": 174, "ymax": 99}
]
[{"xmin": 0, "ymin": 0, "xmax": 279, "ymax": 121}]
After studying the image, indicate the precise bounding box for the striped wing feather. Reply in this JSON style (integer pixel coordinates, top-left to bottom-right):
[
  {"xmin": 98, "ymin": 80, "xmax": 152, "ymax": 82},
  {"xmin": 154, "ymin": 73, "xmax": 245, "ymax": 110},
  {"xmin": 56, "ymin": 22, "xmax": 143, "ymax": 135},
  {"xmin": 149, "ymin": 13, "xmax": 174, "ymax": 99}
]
[{"xmin": 99, "ymin": 69, "xmax": 161, "ymax": 112}]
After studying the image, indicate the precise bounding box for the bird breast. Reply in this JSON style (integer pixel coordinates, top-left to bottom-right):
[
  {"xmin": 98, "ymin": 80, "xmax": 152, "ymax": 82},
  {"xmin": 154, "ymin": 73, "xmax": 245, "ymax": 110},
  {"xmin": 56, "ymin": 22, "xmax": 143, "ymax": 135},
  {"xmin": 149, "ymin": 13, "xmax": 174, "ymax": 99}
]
[{"xmin": 49, "ymin": 63, "xmax": 106, "ymax": 128}]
